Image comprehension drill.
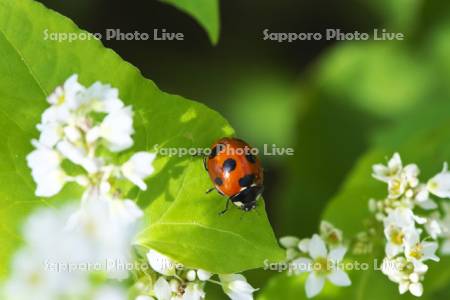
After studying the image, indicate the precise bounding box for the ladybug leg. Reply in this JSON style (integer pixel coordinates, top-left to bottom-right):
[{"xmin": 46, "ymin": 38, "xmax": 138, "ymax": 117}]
[
  {"xmin": 219, "ymin": 198, "xmax": 231, "ymax": 215},
  {"xmin": 202, "ymin": 155, "xmax": 208, "ymax": 171},
  {"xmin": 205, "ymin": 187, "xmax": 215, "ymax": 194}
]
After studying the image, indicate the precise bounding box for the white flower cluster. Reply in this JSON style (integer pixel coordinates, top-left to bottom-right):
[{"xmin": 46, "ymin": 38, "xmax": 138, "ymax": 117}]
[
  {"xmin": 26, "ymin": 74, "xmax": 156, "ymax": 198},
  {"xmin": 26, "ymin": 74, "xmax": 156, "ymax": 243},
  {"xmin": 134, "ymin": 249, "xmax": 257, "ymax": 300},
  {"xmin": 279, "ymin": 221, "xmax": 351, "ymax": 298},
  {"xmin": 3, "ymin": 75, "xmax": 157, "ymax": 300},
  {"xmin": 3, "ymin": 204, "xmax": 129, "ymax": 300},
  {"xmin": 370, "ymin": 153, "xmax": 450, "ymax": 297}
]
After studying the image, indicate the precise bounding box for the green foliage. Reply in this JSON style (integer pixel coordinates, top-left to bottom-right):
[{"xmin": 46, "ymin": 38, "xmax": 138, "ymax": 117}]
[
  {"xmin": 0, "ymin": 0, "xmax": 282, "ymax": 278},
  {"xmin": 314, "ymin": 41, "xmax": 433, "ymax": 119},
  {"xmin": 259, "ymin": 96, "xmax": 450, "ymax": 300},
  {"xmin": 161, "ymin": 0, "xmax": 220, "ymax": 45},
  {"xmin": 364, "ymin": 0, "xmax": 423, "ymax": 31},
  {"xmin": 274, "ymin": 91, "xmax": 378, "ymax": 237}
]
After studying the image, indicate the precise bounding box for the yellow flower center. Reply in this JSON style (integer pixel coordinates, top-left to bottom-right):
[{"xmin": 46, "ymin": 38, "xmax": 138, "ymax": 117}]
[
  {"xmin": 314, "ymin": 257, "xmax": 331, "ymax": 275},
  {"xmin": 28, "ymin": 272, "xmax": 42, "ymax": 286},
  {"xmin": 409, "ymin": 244, "xmax": 424, "ymax": 260},
  {"xmin": 57, "ymin": 94, "xmax": 66, "ymax": 105},
  {"xmin": 390, "ymin": 228, "xmax": 404, "ymax": 245}
]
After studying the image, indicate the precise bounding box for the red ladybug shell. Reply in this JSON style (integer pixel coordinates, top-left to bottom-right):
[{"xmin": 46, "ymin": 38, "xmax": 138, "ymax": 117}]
[{"xmin": 206, "ymin": 138, "xmax": 263, "ymax": 198}]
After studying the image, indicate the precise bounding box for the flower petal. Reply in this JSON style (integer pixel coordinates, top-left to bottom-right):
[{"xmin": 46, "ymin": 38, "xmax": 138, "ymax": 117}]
[
  {"xmin": 327, "ymin": 269, "xmax": 351, "ymax": 287},
  {"xmin": 305, "ymin": 273, "xmax": 325, "ymax": 298},
  {"xmin": 154, "ymin": 277, "xmax": 171, "ymax": 300},
  {"xmin": 328, "ymin": 246, "xmax": 347, "ymax": 262},
  {"xmin": 197, "ymin": 269, "xmax": 212, "ymax": 281},
  {"xmin": 291, "ymin": 257, "xmax": 312, "ymax": 274},
  {"xmin": 279, "ymin": 236, "xmax": 300, "ymax": 249},
  {"xmin": 147, "ymin": 250, "xmax": 176, "ymax": 276},
  {"xmin": 308, "ymin": 234, "xmax": 327, "ymax": 259},
  {"xmin": 409, "ymin": 282, "xmax": 423, "ymax": 297}
]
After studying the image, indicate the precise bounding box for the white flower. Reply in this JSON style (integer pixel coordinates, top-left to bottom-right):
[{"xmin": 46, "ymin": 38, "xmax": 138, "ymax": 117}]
[
  {"xmin": 186, "ymin": 270, "xmax": 197, "ymax": 281},
  {"xmin": 279, "ymin": 236, "xmax": 300, "ymax": 249},
  {"xmin": 292, "ymin": 235, "xmax": 351, "ymax": 298},
  {"xmin": 65, "ymin": 196, "xmax": 141, "ymax": 280},
  {"xmin": 87, "ymin": 106, "xmax": 134, "ymax": 152},
  {"xmin": 403, "ymin": 164, "xmax": 420, "ymax": 188},
  {"xmin": 56, "ymin": 140, "xmax": 99, "ymax": 173},
  {"xmin": 4, "ymin": 205, "xmax": 97, "ymax": 300},
  {"xmin": 109, "ymin": 199, "xmax": 144, "ymax": 226},
  {"xmin": 404, "ymin": 231, "xmax": 440, "ymax": 263},
  {"xmin": 81, "ymin": 82, "xmax": 124, "ymax": 113},
  {"xmin": 427, "ymin": 162, "xmax": 450, "ymax": 198},
  {"xmin": 121, "ymin": 152, "xmax": 156, "ymax": 190},
  {"xmin": 298, "ymin": 238, "xmax": 310, "ymax": 253},
  {"xmin": 400, "ymin": 281, "xmax": 423, "ymax": 297},
  {"xmin": 319, "ymin": 221, "xmax": 343, "ymax": 246},
  {"xmin": 388, "ymin": 176, "xmax": 407, "ymax": 199},
  {"xmin": 381, "ymin": 257, "xmax": 427, "ymax": 297},
  {"xmin": 23, "ymin": 205, "xmax": 91, "ymax": 262},
  {"xmin": 36, "ymin": 122, "xmax": 63, "ymax": 147},
  {"xmin": 154, "ymin": 277, "xmax": 172, "ymax": 300},
  {"xmin": 42, "ymin": 74, "xmax": 84, "ymax": 124},
  {"xmin": 47, "ymin": 74, "xmax": 84, "ymax": 108},
  {"xmin": 384, "ymin": 224, "xmax": 408, "ymax": 258},
  {"xmin": 437, "ymin": 203, "xmax": 450, "ymax": 254},
  {"xmin": 219, "ymin": 274, "xmax": 257, "ymax": 300},
  {"xmin": 93, "ymin": 285, "xmax": 128, "ymax": 300},
  {"xmin": 414, "ymin": 185, "xmax": 437, "ymax": 210},
  {"xmin": 4, "ymin": 250, "xmax": 61, "ymax": 300},
  {"xmin": 425, "ymin": 217, "xmax": 442, "ymax": 240},
  {"xmin": 383, "ymin": 208, "xmax": 421, "ymax": 258},
  {"xmin": 183, "ymin": 282, "xmax": 205, "ymax": 300},
  {"xmin": 26, "ymin": 141, "xmax": 68, "ymax": 197},
  {"xmin": 63, "ymin": 125, "xmax": 83, "ymax": 143},
  {"xmin": 372, "ymin": 153, "xmax": 402, "ymax": 183},
  {"xmin": 196, "ymin": 269, "xmax": 212, "ymax": 281},
  {"xmin": 147, "ymin": 250, "xmax": 177, "ymax": 276}
]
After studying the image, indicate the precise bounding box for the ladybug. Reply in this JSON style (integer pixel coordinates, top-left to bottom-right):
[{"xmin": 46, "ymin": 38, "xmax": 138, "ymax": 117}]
[{"xmin": 203, "ymin": 137, "xmax": 264, "ymax": 214}]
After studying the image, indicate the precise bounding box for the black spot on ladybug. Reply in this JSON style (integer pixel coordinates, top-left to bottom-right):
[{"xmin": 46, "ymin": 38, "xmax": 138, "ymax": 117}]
[
  {"xmin": 223, "ymin": 158, "xmax": 237, "ymax": 173},
  {"xmin": 246, "ymin": 154, "xmax": 256, "ymax": 164},
  {"xmin": 239, "ymin": 174, "xmax": 255, "ymax": 187},
  {"xmin": 209, "ymin": 146, "xmax": 218, "ymax": 159},
  {"xmin": 214, "ymin": 177, "xmax": 223, "ymax": 186}
]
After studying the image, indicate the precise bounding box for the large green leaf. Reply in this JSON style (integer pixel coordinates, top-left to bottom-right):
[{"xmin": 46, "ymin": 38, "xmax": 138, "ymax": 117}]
[
  {"xmin": 0, "ymin": 0, "xmax": 282, "ymax": 278},
  {"xmin": 161, "ymin": 0, "xmax": 220, "ymax": 45}
]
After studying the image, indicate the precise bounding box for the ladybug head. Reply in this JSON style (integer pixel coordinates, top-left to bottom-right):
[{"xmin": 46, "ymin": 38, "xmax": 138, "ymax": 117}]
[{"xmin": 232, "ymin": 185, "xmax": 264, "ymax": 212}]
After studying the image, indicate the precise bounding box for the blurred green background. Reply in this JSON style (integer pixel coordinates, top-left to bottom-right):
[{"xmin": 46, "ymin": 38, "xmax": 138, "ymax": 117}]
[{"xmin": 36, "ymin": 0, "xmax": 450, "ymax": 298}]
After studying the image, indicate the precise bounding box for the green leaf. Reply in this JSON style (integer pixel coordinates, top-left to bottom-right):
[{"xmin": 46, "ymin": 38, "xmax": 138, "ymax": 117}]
[
  {"xmin": 137, "ymin": 161, "xmax": 283, "ymax": 273},
  {"xmin": 0, "ymin": 0, "xmax": 282, "ymax": 278},
  {"xmin": 314, "ymin": 41, "xmax": 433, "ymax": 118},
  {"xmin": 161, "ymin": 0, "xmax": 220, "ymax": 45}
]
